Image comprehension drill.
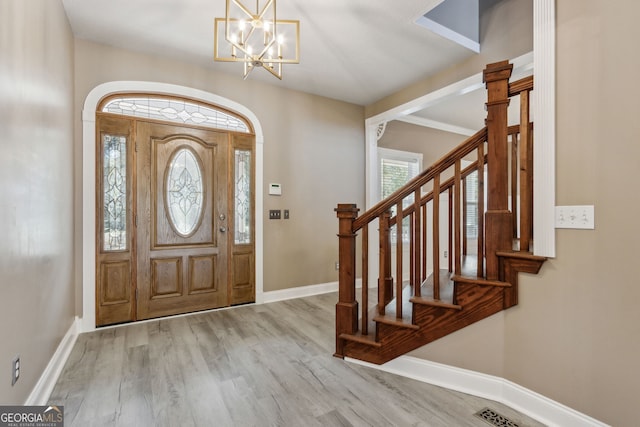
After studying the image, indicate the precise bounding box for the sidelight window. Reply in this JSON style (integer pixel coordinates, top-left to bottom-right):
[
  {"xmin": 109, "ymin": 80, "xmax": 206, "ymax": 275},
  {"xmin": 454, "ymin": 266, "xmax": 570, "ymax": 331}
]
[
  {"xmin": 234, "ymin": 150, "xmax": 252, "ymax": 245},
  {"xmin": 102, "ymin": 134, "xmax": 128, "ymax": 251}
]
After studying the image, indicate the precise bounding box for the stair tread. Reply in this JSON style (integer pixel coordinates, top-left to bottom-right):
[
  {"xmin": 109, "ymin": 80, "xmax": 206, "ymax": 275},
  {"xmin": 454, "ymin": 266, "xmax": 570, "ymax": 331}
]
[
  {"xmin": 452, "ymin": 275, "xmax": 511, "ymax": 287},
  {"xmin": 339, "ymin": 332, "xmax": 382, "ymax": 347},
  {"xmin": 496, "ymin": 249, "xmax": 546, "ymax": 262},
  {"xmin": 409, "ymin": 296, "xmax": 462, "ymax": 310},
  {"xmin": 416, "ymin": 269, "xmax": 456, "ymax": 305},
  {"xmin": 373, "ymin": 313, "xmax": 419, "ymax": 329}
]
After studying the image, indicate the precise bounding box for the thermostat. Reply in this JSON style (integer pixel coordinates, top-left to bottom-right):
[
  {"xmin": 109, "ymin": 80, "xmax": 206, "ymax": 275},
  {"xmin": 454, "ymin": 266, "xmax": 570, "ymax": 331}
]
[{"xmin": 269, "ymin": 183, "xmax": 282, "ymax": 196}]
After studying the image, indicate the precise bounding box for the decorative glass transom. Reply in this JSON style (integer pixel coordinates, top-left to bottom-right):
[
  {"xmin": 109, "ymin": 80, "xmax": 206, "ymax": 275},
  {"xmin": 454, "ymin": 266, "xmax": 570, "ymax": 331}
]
[
  {"xmin": 103, "ymin": 134, "xmax": 127, "ymax": 251},
  {"xmin": 102, "ymin": 97, "xmax": 250, "ymax": 133},
  {"xmin": 234, "ymin": 150, "xmax": 252, "ymax": 244},
  {"xmin": 166, "ymin": 148, "xmax": 204, "ymax": 236}
]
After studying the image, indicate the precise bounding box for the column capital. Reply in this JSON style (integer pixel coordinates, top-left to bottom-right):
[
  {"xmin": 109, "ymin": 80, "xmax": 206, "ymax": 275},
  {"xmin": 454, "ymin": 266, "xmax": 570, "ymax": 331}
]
[
  {"xmin": 335, "ymin": 204, "xmax": 359, "ymax": 219},
  {"xmin": 483, "ymin": 60, "xmax": 513, "ymax": 84}
]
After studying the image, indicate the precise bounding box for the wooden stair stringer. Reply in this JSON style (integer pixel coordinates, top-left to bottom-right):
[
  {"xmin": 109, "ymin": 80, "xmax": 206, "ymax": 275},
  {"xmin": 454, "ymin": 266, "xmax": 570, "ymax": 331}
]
[
  {"xmin": 340, "ymin": 278, "xmax": 510, "ymax": 365},
  {"xmin": 339, "ymin": 254, "xmax": 546, "ymax": 365},
  {"xmin": 497, "ymin": 250, "xmax": 547, "ymax": 308}
]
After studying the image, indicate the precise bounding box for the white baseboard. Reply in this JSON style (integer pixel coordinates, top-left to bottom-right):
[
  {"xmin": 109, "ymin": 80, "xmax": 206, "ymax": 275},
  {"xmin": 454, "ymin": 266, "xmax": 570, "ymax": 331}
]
[
  {"xmin": 26, "ymin": 317, "xmax": 80, "ymax": 405},
  {"xmin": 261, "ymin": 279, "xmax": 362, "ymax": 304},
  {"xmin": 346, "ymin": 355, "xmax": 609, "ymax": 427}
]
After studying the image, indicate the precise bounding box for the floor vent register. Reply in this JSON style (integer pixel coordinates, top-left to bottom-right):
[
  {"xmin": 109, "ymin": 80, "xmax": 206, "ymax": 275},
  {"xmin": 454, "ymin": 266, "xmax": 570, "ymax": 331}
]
[{"xmin": 474, "ymin": 407, "xmax": 520, "ymax": 427}]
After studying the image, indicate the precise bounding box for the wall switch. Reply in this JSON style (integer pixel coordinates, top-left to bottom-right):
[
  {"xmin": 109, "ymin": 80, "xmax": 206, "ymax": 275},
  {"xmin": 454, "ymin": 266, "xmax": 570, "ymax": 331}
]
[
  {"xmin": 269, "ymin": 210, "xmax": 281, "ymax": 219},
  {"xmin": 555, "ymin": 205, "xmax": 595, "ymax": 229},
  {"xmin": 284, "ymin": 210, "xmax": 289, "ymax": 219},
  {"xmin": 11, "ymin": 355, "xmax": 20, "ymax": 386}
]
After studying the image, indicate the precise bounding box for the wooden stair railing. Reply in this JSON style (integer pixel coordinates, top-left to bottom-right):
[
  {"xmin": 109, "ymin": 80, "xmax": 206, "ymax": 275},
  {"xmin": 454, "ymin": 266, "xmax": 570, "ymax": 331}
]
[{"xmin": 334, "ymin": 60, "xmax": 545, "ymax": 364}]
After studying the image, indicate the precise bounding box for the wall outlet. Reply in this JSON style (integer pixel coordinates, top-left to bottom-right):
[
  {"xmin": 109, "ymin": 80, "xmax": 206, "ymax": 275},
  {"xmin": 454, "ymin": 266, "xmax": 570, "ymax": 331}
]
[
  {"xmin": 11, "ymin": 355, "xmax": 20, "ymax": 386},
  {"xmin": 555, "ymin": 205, "xmax": 595, "ymax": 229},
  {"xmin": 335, "ymin": 262, "xmax": 340, "ymax": 270},
  {"xmin": 444, "ymin": 250, "xmax": 448, "ymax": 258}
]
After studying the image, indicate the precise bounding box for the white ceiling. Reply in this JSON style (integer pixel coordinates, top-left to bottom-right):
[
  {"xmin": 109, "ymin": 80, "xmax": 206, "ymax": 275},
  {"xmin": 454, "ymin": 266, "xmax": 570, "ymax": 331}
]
[
  {"xmin": 62, "ymin": 0, "xmax": 477, "ymax": 107},
  {"xmin": 62, "ymin": 0, "xmax": 531, "ymax": 136}
]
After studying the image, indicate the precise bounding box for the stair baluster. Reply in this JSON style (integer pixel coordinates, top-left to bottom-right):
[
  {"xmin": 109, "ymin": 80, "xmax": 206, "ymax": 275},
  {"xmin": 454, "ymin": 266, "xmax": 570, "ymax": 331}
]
[{"xmin": 335, "ymin": 60, "xmax": 545, "ymax": 364}]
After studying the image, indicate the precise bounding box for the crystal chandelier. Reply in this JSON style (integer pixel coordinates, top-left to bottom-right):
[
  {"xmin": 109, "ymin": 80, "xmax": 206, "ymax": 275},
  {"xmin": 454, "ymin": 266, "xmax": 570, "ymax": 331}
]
[{"xmin": 214, "ymin": 0, "xmax": 300, "ymax": 80}]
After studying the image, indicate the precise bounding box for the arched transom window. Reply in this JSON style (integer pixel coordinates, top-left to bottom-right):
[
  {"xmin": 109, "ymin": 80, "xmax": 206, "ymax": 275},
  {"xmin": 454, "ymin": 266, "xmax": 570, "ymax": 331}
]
[{"xmin": 101, "ymin": 95, "xmax": 251, "ymax": 133}]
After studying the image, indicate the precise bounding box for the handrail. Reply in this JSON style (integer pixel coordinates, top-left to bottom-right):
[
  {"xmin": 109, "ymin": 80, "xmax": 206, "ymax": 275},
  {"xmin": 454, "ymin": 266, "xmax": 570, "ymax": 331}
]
[
  {"xmin": 392, "ymin": 158, "xmax": 483, "ymax": 225},
  {"xmin": 353, "ymin": 127, "xmax": 488, "ymax": 231},
  {"xmin": 335, "ymin": 61, "xmax": 537, "ymax": 360},
  {"xmin": 390, "ymin": 124, "xmax": 530, "ymax": 225},
  {"xmin": 509, "ymin": 75, "xmax": 533, "ymax": 97}
]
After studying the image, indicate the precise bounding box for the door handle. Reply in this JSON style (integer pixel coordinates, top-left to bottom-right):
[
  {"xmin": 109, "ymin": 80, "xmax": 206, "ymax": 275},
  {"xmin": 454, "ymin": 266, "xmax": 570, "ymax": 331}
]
[{"xmin": 219, "ymin": 226, "xmax": 227, "ymax": 233}]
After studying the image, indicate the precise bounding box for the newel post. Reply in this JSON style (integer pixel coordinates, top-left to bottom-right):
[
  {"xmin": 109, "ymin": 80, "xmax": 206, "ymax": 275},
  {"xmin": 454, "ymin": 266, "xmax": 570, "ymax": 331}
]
[
  {"xmin": 334, "ymin": 203, "xmax": 359, "ymax": 358},
  {"xmin": 483, "ymin": 60, "xmax": 514, "ymax": 280}
]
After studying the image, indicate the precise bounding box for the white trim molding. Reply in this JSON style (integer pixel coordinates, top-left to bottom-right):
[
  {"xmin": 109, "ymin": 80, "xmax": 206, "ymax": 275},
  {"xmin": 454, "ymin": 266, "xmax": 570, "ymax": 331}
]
[
  {"xmin": 415, "ymin": 15, "xmax": 481, "ymax": 53},
  {"xmin": 26, "ymin": 317, "xmax": 80, "ymax": 405},
  {"xmin": 395, "ymin": 114, "xmax": 476, "ymax": 137},
  {"xmin": 364, "ymin": 51, "xmax": 536, "ymax": 284},
  {"xmin": 261, "ymin": 279, "xmax": 363, "ymax": 304},
  {"xmin": 347, "ymin": 356, "xmax": 609, "ymax": 427},
  {"xmin": 365, "ymin": 1, "xmax": 557, "ymax": 259},
  {"xmin": 81, "ymin": 81, "xmax": 264, "ymax": 332},
  {"xmin": 533, "ymin": 0, "xmax": 556, "ymax": 257}
]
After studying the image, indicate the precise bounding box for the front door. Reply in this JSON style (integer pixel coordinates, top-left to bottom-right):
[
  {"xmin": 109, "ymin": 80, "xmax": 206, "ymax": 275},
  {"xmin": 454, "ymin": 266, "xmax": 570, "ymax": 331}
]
[
  {"xmin": 136, "ymin": 121, "xmax": 229, "ymax": 320},
  {"xmin": 95, "ymin": 97, "xmax": 256, "ymax": 327}
]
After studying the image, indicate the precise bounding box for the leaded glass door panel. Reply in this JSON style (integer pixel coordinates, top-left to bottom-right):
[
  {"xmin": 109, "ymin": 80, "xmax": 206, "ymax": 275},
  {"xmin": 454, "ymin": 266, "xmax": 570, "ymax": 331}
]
[
  {"xmin": 96, "ymin": 95, "xmax": 255, "ymax": 327},
  {"xmin": 96, "ymin": 115, "xmax": 135, "ymax": 326},
  {"xmin": 136, "ymin": 121, "xmax": 229, "ymax": 320},
  {"xmin": 229, "ymin": 133, "xmax": 255, "ymax": 305}
]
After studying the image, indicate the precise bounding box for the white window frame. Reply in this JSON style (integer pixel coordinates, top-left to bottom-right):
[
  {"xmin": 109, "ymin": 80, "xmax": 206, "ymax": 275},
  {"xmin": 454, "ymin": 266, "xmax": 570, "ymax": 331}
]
[
  {"xmin": 378, "ymin": 147, "xmax": 423, "ymax": 244},
  {"xmin": 365, "ymin": 0, "xmax": 555, "ymax": 259}
]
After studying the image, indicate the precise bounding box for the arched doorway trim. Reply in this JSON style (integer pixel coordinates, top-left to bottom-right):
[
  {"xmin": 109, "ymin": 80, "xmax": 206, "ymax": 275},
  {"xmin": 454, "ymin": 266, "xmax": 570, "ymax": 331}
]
[{"xmin": 81, "ymin": 81, "xmax": 265, "ymax": 332}]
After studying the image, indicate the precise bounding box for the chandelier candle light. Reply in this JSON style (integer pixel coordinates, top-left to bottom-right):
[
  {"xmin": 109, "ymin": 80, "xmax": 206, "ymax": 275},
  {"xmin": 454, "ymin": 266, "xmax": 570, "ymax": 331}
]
[{"xmin": 214, "ymin": 0, "xmax": 300, "ymax": 79}]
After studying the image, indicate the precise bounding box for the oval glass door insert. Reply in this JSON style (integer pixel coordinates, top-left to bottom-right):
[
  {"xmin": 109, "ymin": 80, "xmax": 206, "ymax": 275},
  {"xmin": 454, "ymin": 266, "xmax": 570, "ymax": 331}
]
[{"xmin": 166, "ymin": 147, "xmax": 204, "ymax": 236}]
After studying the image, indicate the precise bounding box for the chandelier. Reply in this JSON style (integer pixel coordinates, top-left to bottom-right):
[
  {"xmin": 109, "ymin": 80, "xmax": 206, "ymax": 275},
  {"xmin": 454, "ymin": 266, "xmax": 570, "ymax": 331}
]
[{"xmin": 214, "ymin": 0, "xmax": 300, "ymax": 80}]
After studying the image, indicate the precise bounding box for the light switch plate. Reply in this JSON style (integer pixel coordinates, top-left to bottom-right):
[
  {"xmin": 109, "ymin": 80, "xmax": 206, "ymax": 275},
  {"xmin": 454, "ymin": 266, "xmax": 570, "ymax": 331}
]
[
  {"xmin": 269, "ymin": 210, "xmax": 281, "ymax": 219},
  {"xmin": 555, "ymin": 205, "xmax": 595, "ymax": 229}
]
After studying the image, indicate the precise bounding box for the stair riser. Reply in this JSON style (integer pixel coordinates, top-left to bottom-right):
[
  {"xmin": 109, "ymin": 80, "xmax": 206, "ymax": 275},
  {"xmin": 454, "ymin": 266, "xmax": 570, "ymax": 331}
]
[
  {"xmin": 454, "ymin": 282, "xmax": 505, "ymax": 307},
  {"xmin": 342, "ymin": 284, "xmax": 507, "ymax": 364},
  {"xmin": 343, "ymin": 301, "xmax": 506, "ymax": 365}
]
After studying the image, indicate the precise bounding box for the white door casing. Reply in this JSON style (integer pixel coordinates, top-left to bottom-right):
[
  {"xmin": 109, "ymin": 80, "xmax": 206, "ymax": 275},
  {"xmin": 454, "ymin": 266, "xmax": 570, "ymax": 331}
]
[{"xmin": 82, "ymin": 81, "xmax": 264, "ymax": 332}]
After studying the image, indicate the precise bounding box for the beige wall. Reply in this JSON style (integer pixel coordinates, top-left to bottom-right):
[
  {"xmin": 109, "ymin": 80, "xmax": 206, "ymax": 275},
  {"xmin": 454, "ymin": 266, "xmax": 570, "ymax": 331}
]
[
  {"xmin": 399, "ymin": 2, "xmax": 640, "ymax": 425},
  {"xmin": 503, "ymin": 2, "xmax": 640, "ymax": 425},
  {"xmin": 378, "ymin": 120, "xmax": 466, "ymax": 164},
  {"xmin": 0, "ymin": 0, "xmax": 76, "ymax": 404},
  {"xmin": 4, "ymin": 1, "xmax": 638, "ymax": 424},
  {"xmin": 366, "ymin": 0, "xmax": 533, "ymax": 118},
  {"xmin": 72, "ymin": 39, "xmax": 365, "ymax": 300}
]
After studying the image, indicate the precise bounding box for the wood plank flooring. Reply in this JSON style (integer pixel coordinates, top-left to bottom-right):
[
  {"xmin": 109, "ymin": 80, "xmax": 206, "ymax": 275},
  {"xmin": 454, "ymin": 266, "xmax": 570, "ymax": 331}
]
[{"xmin": 49, "ymin": 292, "xmax": 543, "ymax": 427}]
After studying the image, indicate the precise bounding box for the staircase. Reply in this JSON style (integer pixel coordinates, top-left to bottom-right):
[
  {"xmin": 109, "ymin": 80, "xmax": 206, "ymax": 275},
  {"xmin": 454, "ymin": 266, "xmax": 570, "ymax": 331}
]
[{"xmin": 334, "ymin": 60, "xmax": 546, "ymax": 365}]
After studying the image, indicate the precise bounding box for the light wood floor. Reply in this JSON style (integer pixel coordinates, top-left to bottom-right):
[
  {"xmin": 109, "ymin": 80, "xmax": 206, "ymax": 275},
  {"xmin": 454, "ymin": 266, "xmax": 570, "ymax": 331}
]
[{"xmin": 49, "ymin": 292, "xmax": 544, "ymax": 427}]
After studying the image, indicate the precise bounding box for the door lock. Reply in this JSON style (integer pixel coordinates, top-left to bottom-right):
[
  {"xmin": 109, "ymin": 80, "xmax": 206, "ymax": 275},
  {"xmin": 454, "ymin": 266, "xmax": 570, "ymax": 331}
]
[
  {"xmin": 219, "ymin": 214, "xmax": 226, "ymax": 221},
  {"xmin": 219, "ymin": 226, "xmax": 227, "ymax": 233}
]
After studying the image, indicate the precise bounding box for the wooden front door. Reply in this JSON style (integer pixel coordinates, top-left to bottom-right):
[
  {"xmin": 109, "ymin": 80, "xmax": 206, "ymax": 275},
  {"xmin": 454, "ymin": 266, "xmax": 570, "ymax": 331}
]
[
  {"xmin": 95, "ymin": 98, "xmax": 256, "ymax": 327},
  {"xmin": 136, "ymin": 121, "xmax": 229, "ymax": 320}
]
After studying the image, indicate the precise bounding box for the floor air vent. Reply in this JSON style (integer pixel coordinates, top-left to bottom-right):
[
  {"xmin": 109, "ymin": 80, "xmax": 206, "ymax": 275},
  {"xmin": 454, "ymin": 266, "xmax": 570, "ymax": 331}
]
[{"xmin": 474, "ymin": 407, "xmax": 520, "ymax": 427}]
